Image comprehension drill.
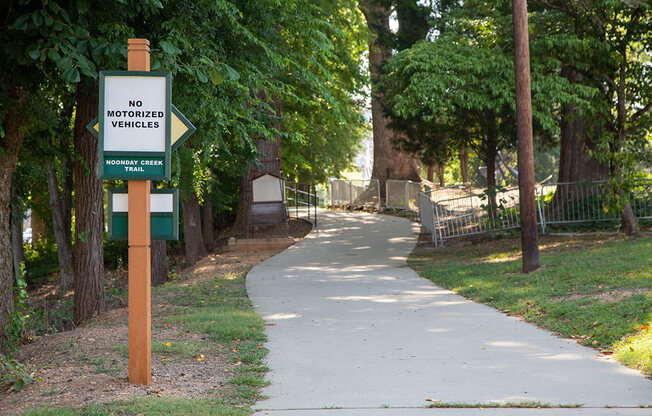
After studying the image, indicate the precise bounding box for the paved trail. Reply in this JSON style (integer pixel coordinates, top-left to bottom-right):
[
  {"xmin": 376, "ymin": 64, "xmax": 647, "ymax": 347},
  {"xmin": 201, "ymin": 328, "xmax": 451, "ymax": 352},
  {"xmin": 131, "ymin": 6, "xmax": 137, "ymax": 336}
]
[{"xmin": 246, "ymin": 211, "xmax": 652, "ymax": 415}]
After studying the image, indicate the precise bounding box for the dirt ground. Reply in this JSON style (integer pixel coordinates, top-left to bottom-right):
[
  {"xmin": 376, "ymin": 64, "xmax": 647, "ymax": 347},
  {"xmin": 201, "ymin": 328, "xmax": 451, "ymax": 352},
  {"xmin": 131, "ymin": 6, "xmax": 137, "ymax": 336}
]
[{"xmin": 0, "ymin": 219, "xmax": 312, "ymax": 416}]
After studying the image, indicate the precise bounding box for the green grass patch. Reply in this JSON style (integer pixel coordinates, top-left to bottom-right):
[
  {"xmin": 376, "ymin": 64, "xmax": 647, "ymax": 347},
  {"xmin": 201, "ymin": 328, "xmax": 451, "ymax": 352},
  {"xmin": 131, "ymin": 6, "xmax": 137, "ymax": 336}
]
[
  {"xmin": 169, "ymin": 305, "xmax": 265, "ymax": 343},
  {"xmin": 151, "ymin": 341, "xmax": 205, "ymax": 359},
  {"xmin": 409, "ymin": 234, "xmax": 652, "ymax": 375},
  {"xmin": 22, "ymin": 396, "xmax": 249, "ymax": 415},
  {"xmin": 23, "ymin": 269, "xmax": 269, "ymax": 415}
]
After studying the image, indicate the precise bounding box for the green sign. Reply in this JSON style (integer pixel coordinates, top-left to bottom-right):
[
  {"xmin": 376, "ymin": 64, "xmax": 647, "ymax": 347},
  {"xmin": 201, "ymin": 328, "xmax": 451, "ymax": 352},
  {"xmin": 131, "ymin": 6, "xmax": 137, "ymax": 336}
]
[
  {"xmin": 97, "ymin": 70, "xmax": 172, "ymax": 180},
  {"xmin": 107, "ymin": 189, "xmax": 179, "ymax": 240}
]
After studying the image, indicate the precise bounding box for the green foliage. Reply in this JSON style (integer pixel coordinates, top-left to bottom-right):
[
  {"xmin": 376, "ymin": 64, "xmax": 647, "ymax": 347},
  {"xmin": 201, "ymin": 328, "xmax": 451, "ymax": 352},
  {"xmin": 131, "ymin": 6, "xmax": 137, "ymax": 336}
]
[
  {"xmin": 103, "ymin": 238, "xmax": 128, "ymax": 270},
  {"xmin": 381, "ymin": 33, "xmax": 584, "ymax": 172},
  {"xmin": 0, "ymin": 353, "xmax": 33, "ymax": 393},
  {"xmin": 24, "ymin": 241, "xmax": 59, "ymax": 284},
  {"xmin": 5, "ymin": 263, "xmax": 29, "ymax": 353},
  {"xmin": 22, "ymin": 397, "xmax": 250, "ymax": 416}
]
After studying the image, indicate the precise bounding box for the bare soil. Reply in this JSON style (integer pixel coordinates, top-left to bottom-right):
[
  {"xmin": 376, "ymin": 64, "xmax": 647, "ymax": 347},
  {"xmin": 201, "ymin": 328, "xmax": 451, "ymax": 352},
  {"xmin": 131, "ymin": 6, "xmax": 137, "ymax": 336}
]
[{"xmin": 0, "ymin": 219, "xmax": 312, "ymax": 416}]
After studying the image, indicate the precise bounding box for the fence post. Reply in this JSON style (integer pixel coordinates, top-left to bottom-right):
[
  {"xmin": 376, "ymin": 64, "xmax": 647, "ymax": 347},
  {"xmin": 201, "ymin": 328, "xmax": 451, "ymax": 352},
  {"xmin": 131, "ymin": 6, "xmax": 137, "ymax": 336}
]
[
  {"xmin": 385, "ymin": 180, "xmax": 389, "ymax": 208},
  {"xmin": 376, "ymin": 180, "xmax": 381, "ymax": 210},
  {"xmin": 433, "ymin": 201, "xmax": 443, "ymax": 248},
  {"xmin": 313, "ymin": 184, "xmax": 318, "ymax": 228},
  {"xmin": 537, "ymin": 185, "xmax": 546, "ymax": 235},
  {"xmin": 404, "ymin": 182, "xmax": 409, "ymax": 211}
]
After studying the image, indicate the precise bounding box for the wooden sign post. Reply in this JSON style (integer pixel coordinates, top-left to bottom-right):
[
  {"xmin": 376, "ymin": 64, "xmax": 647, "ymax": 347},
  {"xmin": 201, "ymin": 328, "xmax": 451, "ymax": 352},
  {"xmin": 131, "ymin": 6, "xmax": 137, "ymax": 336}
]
[
  {"xmin": 127, "ymin": 38, "xmax": 152, "ymax": 385},
  {"xmin": 89, "ymin": 38, "xmax": 195, "ymax": 385}
]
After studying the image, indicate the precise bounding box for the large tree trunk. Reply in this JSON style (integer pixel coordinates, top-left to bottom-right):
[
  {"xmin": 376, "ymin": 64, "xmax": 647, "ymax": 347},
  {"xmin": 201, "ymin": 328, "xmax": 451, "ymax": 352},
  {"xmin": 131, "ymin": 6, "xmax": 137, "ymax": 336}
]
[
  {"xmin": 181, "ymin": 191, "xmax": 206, "ymax": 266},
  {"xmin": 202, "ymin": 200, "xmax": 214, "ymax": 248},
  {"xmin": 360, "ymin": 0, "xmax": 421, "ymax": 198},
  {"xmin": 459, "ymin": 145, "xmax": 469, "ymax": 184},
  {"xmin": 151, "ymin": 240, "xmax": 167, "ymax": 287},
  {"xmin": 73, "ymin": 79, "xmax": 105, "ymax": 325},
  {"xmin": 46, "ymin": 162, "xmax": 75, "ymax": 293},
  {"xmin": 558, "ymin": 66, "xmax": 608, "ymax": 184},
  {"xmin": 10, "ymin": 182, "xmax": 25, "ymax": 278},
  {"xmin": 0, "ymin": 86, "xmax": 27, "ymax": 353},
  {"xmin": 233, "ymin": 138, "xmax": 283, "ymax": 233}
]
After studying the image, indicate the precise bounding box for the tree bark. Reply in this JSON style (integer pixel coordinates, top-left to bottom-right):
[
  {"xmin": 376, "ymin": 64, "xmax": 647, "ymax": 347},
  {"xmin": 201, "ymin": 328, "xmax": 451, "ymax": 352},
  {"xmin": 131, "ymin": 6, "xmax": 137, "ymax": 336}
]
[
  {"xmin": 10, "ymin": 182, "xmax": 25, "ymax": 278},
  {"xmin": 201, "ymin": 200, "xmax": 214, "ymax": 248},
  {"xmin": 360, "ymin": 0, "xmax": 421, "ymax": 198},
  {"xmin": 427, "ymin": 165, "xmax": 435, "ymax": 182},
  {"xmin": 0, "ymin": 86, "xmax": 27, "ymax": 353},
  {"xmin": 73, "ymin": 79, "xmax": 105, "ymax": 324},
  {"xmin": 181, "ymin": 190, "xmax": 206, "ymax": 267},
  {"xmin": 435, "ymin": 164, "xmax": 445, "ymax": 187},
  {"xmin": 46, "ymin": 162, "xmax": 74, "ymax": 293},
  {"xmin": 151, "ymin": 239, "xmax": 167, "ymax": 287},
  {"xmin": 513, "ymin": 0, "xmax": 540, "ymax": 273},
  {"xmin": 459, "ymin": 145, "xmax": 469, "ymax": 184}
]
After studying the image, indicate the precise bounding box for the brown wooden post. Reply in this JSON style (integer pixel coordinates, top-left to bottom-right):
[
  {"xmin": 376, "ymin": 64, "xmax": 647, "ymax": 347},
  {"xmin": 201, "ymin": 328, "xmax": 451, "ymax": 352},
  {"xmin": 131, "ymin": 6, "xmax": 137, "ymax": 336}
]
[
  {"xmin": 127, "ymin": 38, "xmax": 152, "ymax": 384},
  {"xmin": 512, "ymin": 0, "xmax": 540, "ymax": 273}
]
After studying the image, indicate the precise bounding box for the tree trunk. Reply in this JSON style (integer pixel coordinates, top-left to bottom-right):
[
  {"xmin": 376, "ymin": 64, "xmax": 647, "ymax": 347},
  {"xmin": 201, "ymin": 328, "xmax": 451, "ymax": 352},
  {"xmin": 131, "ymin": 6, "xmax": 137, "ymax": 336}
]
[
  {"xmin": 621, "ymin": 201, "xmax": 637, "ymax": 236},
  {"xmin": 73, "ymin": 79, "xmax": 105, "ymax": 325},
  {"xmin": 513, "ymin": 0, "xmax": 540, "ymax": 273},
  {"xmin": 202, "ymin": 200, "xmax": 214, "ymax": 248},
  {"xmin": 435, "ymin": 164, "xmax": 445, "ymax": 187},
  {"xmin": 10, "ymin": 182, "xmax": 25, "ymax": 278},
  {"xmin": 151, "ymin": 240, "xmax": 167, "ymax": 287},
  {"xmin": 233, "ymin": 92, "xmax": 284, "ymax": 235},
  {"xmin": 558, "ymin": 68, "xmax": 608, "ymax": 183},
  {"xmin": 485, "ymin": 154, "xmax": 498, "ymax": 221},
  {"xmin": 427, "ymin": 165, "xmax": 435, "ymax": 182},
  {"xmin": 360, "ymin": 0, "xmax": 421, "ymax": 198},
  {"xmin": 181, "ymin": 190, "xmax": 206, "ymax": 267},
  {"xmin": 30, "ymin": 196, "xmax": 48, "ymax": 242},
  {"xmin": 46, "ymin": 162, "xmax": 75, "ymax": 293},
  {"xmin": 0, "ymin": 86, "xmax": 27, "ymax": 353},
  {"xmin": 459, "ymin": 145, "xmax": 469, "ymax": 184}
]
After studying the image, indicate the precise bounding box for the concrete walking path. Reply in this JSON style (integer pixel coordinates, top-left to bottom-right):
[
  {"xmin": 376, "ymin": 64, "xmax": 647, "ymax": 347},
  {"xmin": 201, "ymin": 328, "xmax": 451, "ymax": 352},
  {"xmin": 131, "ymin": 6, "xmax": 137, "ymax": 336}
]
[{"xmin": 246, "ymin": 210, "xmax": 652, "ymax": 415}]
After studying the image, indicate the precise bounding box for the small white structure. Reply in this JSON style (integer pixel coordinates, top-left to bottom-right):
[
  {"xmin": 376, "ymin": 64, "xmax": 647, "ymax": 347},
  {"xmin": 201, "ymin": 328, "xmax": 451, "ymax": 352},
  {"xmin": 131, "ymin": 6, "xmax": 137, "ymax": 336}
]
[{"xmin": 252, "ymin": 173, "xmax": 285, "ymax": 203}]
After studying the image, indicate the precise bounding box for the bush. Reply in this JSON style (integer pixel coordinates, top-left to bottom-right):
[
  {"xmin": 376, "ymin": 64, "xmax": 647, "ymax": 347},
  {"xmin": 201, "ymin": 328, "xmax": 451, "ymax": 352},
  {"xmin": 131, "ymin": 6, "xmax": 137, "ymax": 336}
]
[
  {"xmin": 104, "ymin": 238, "xmax": 128, "ymax": 269},
  {"xmin": 0, "ymin": 353, "xmax": 33, "ymax": 392},
  {"xmin": 23, "ymin": 240, "xmax": 59, "ymax": 284}
]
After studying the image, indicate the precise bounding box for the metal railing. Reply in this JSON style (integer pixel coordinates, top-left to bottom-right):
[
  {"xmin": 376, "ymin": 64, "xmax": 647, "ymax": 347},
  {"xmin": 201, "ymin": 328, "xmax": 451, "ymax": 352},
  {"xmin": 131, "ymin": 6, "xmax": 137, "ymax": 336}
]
[
  {"xmin": 286, "ymin": 183, "xmax": 318, "ymax": 228},
  {"xmin": 418, "ymin": 179, "xmax": 652, "ymax": 247},
  {"xmin": 537, "ymin": 180, "xmax": 652, "ymax": 229},
  {"xmin": 328, "ymin": 179, "xmax": 381, "ymax": 210},
  {"xmin": 386, "ymin": 179, "xmax": 422, "ymax": 211}
]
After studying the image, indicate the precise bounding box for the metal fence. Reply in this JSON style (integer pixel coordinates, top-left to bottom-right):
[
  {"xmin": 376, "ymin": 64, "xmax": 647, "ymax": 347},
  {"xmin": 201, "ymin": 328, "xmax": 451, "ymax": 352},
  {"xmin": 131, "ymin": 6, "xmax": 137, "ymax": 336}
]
[
  {"xmin": 418, "ymin": 179, "xmax": 652, "ymax": 247},
  {"xmin": 386, "ymin": 179, "xmax": 422, "ymax": 210},
  {"xmin": 537, "ymin": 180, "xmax": 652, "ymax": 230},
  {"xmin": 286, "ymin": 184, "xmax": 318, "ymax": 227},
  {"xmin": 328, "ymin": 179, "xmax": 381, "ymax": 209}
]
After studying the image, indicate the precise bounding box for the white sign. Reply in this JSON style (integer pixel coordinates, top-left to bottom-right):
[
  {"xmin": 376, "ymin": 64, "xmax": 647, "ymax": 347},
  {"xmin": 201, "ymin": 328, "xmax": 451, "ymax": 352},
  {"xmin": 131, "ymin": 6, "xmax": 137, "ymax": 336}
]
[
  {"xmin": 252, "ymin": 174, "xmax": 284, "ymax": 202},
  {"xmin": 112, "ymin": 193, "xmax": 174, "ymax": 213},
  {"xmin": 103, "ymin": 74, "xmax": 167, "ymax": 152}
]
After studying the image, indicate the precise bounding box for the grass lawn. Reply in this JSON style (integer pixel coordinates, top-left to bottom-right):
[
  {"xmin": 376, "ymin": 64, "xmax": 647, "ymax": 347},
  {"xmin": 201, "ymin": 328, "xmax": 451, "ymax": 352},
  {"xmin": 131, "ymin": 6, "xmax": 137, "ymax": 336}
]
[
  {"xmin": 408, "ymin": 233, "xmax": 652, "ymax": 376},
  {"xmin": 22, "ymin": 272, "xmax": 268, "ymax": 416}
]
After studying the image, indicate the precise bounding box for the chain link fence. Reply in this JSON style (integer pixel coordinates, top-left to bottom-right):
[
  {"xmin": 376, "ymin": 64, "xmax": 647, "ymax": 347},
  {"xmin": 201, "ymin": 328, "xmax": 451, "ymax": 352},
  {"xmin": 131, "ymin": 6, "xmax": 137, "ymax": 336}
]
[
  {"xmin": 418, "ymin": 179, "xmax": 652, "ymax": 247},
  {"xmin": 328, "ymin": 179, "xmax": 381, "ymax": 210},
  {"xmin": 386, "ymin": 179, "xmax": 422, "ymax": 210}
]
